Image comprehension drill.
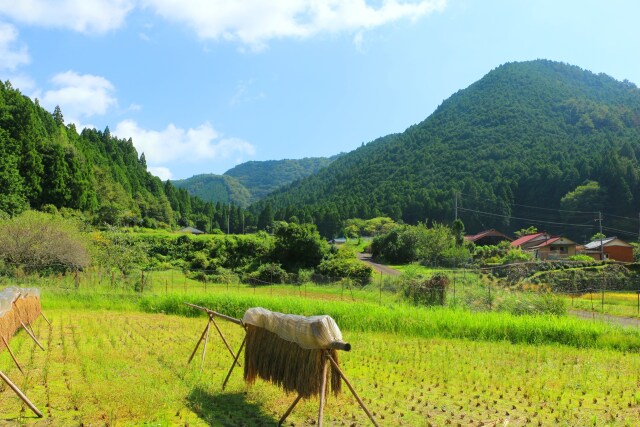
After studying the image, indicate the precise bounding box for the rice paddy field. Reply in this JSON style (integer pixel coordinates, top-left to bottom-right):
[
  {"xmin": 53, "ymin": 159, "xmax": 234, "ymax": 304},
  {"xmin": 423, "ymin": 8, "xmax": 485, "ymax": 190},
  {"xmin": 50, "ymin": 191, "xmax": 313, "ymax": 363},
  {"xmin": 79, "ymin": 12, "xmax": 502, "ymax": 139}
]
[{"xmin": 1, "ymin": 285, "xmax": 639, "ymax": 426}]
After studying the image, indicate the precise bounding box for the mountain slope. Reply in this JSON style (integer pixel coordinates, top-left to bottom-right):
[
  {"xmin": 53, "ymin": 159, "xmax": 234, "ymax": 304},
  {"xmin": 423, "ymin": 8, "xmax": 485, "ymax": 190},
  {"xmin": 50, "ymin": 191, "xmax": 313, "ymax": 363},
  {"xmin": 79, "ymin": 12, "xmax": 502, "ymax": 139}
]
[
  {"xmin": 256, "ymin": 60, "xmax": 640, "ymax": 239},
  {"xmin": 224, "ymin": 156, "xmax": 336, "ymax": 202},
  {"xmin": 0, "ymin": 81, "xmax": 227, "ymax": 229},
  {"xmin": 172, "ymin": 174, "xmax": 251, "ymax": 207}
]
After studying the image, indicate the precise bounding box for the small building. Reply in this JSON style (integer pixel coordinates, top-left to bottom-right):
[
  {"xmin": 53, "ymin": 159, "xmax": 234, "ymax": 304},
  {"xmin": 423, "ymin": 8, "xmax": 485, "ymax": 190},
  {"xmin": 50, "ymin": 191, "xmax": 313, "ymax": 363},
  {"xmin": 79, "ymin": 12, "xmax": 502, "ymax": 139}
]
[
  {"xmin": 464, "ymin": 229, "xmax": 512, "ymax": 246},
  {"xmin": 510, "ymin": 232, "xmax": 552, "ymax": 251},
  {"xmin": 178, "ymin": 226, "xmax": 205, "ymax": 235},
  {"xmin": 529, "ymin": 236, "xmax": 577, "ymax": 260},
  {"xmin": 582, "ymin": 237, "xmax": 634, "ymax": 262}
]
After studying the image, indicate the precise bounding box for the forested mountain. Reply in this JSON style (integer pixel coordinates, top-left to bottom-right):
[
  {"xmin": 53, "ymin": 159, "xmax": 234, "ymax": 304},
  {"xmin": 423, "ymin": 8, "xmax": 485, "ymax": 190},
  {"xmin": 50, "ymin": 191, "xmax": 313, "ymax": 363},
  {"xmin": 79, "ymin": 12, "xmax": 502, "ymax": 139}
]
[
  {"xmin": 0, "ymin": 81, "xmax": 252, "ymax": 232},
  {"xmin": 225, "ymin": 157, "xmax": 337, "ymax": 202},
  {"xmin": 254, "ymin": 60, "xmax": 640, "ymax": 240},
  {"xmin": 172, "ymin": 174, "xmax": 251, "ymax": 207},
  {"xmin": 172, "ymin": 157, "xmax": 336, "ymax": 207}
]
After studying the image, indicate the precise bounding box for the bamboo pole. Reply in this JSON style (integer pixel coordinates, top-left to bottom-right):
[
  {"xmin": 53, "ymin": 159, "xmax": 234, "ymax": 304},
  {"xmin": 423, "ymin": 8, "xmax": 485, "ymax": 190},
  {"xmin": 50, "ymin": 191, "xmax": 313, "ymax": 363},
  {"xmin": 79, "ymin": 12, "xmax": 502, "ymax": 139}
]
[
  {"xmin": 188, "ymin": 320, "xmax": 211, "ymax": 365},
  {"xmin": 210, "ymin": 316, "xmax": 241, "ymax": 367},
  {"xmin": 317, "ymin": 354, "xmax": 329, "ymax": 427},
  {"xmin": 39, "ymin": 311, "xmax": 51, "ymax": 326},
  {"xmin": 184, "ymin": 303, "xmax": 244, "ymax": 326},
  {"xmin": 200, "ymin": 319, "xmax": 211, "ymax": 371},
  {"xmin": 20, "ymin": 320, "xmax": 45, "ymax": 351},
  {"xmin": 0, "ymin": 370, "xmax": 43, "ymax": 418},
  {"xmin": 326, "ymin": 352, "xmax": 379, "ymax": 427},
  {"xmin": 278, "ymin": 394, "xmax": 303, "ymax": 426},
  {"xmin": 1, "ymin": 336, "xmax": 24, "ymax": 375},
  {"xmin": 222, "ymin": 335, "xmax": 246, "ymax": 390}
]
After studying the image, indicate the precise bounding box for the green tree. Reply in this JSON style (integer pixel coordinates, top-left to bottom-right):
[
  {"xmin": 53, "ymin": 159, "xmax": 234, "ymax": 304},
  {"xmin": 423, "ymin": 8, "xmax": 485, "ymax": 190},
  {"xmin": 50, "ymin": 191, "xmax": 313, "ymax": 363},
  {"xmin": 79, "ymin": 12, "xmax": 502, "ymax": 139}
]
[{"xmin": 271, "ymin": 221, "xmax": 329, "ymax": 270}]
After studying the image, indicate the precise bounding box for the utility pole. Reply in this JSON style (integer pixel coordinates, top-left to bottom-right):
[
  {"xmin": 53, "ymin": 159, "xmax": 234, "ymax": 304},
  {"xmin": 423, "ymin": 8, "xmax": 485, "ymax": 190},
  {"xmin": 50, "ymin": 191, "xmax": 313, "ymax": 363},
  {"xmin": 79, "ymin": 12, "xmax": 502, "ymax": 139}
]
[
  {"xmin": 454, "ymin": 192, "xmax": 458, "ymax": 221},
  {"xmin": 598, "ymin": 211, "xmax": 604, "ymax": 261},
  {"xmin": 227, "ymin": 205, "xmax": 230, "ymax": 235}
]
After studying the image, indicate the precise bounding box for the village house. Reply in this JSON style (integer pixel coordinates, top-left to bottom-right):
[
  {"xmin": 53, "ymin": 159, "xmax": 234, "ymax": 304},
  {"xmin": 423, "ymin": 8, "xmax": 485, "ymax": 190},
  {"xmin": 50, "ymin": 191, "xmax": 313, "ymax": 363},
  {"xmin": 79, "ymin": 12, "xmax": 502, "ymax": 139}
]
[
  {"xmin": 464, "ymin": 229, "xmax": 512, "ymax": 246},
  {"xmin": 582, "ymin": 237, "xmax": 635, "ymax": 262},
  {"xmin": 178, "ymin": 226, "xmax": 205, "ymax": 235},
  {"xmin": 510, "ymin": 232, "xmax": 552, "ymax": 251},
  {"xmin": 529, "ymin": 236, "xmax": 577, "ymax": 260}
]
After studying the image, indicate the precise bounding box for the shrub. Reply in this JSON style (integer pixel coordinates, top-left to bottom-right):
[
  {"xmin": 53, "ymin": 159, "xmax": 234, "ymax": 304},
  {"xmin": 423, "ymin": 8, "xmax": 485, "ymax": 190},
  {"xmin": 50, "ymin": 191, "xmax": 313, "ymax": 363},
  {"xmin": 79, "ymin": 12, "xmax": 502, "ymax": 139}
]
[
  {"xmin": 500, "ymin": 248, "xmax": 533, "ymax": 264},
  {"xmin": 403, "ymin": 274, "xmax": 449, "ymax": 306},
  {"xmin": 0, "ymin": 211, "xmax": 90, "ymax": 274},
  {"xmin": 316, "ymin": 257, "xmax": 372, "ymax": 285},
  {"xmin": 567, "ymin": 254, "xmax": 596, "ymax": 263},
  {"xmin": 247, "ymin": 263, "xmax": 288, "ymax": 285}
]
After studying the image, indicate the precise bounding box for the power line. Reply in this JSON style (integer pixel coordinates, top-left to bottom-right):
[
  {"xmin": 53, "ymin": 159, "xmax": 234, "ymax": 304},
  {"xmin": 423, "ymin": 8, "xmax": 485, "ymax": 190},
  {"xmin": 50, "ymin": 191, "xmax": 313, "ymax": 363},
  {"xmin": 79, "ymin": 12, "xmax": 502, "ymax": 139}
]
[
  {"xmin": 458, "ymin": 192, "xmax": 596, "ymax": 215},
  {"xmin": 457, "ymin": 207, "xmax": 595, "ymax": 228}
]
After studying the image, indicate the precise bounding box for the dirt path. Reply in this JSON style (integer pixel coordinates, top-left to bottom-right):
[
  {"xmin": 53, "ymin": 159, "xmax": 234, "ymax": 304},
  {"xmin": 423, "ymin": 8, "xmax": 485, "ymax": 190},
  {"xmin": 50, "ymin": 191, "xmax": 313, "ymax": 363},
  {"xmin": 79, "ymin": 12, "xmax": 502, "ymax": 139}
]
[
  {"xmin": 569, "ymin": 309, "xmax": 640, "ymax": 329},
  {"xmin": 356, "ymin": 253, "xmax": 401, "ymax": 276}
]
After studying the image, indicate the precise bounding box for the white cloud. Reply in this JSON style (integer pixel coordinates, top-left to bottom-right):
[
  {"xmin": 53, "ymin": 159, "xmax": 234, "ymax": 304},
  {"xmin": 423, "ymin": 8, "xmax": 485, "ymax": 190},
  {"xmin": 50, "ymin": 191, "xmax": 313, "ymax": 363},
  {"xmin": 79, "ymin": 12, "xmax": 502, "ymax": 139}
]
[
  {"xmin": 0, "ymin": 73, "xmax": 35, "ymax": 93},
  {"xmin": 0, "ymin": 0, "xmax": 134, "ymax": 34},
  {"xmin": 114, "ymin": 119, "xmax": 256, "ymax": 167},
  {"xmin": 147, "ymin": 166, "xmax": 173, "ymax": 180},
  {"xmin": 142, "ymin": 0, "xmax": 447, "ymax": 49},
  {"xmin": 0, "ymin": 22, "xmax": 29, "ymax": 70},
  {"xmin": 40, "ymin": 71, "xmax": 117, "ymax": 125}
]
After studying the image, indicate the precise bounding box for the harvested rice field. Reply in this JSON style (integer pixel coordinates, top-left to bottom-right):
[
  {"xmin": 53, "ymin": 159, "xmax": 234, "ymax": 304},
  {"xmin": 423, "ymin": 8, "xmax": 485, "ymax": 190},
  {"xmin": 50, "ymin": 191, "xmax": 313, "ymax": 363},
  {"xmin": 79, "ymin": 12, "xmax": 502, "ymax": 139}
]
[{"xmin": 1, "ymin": 307, "xmax": 639, "ymax": 426}]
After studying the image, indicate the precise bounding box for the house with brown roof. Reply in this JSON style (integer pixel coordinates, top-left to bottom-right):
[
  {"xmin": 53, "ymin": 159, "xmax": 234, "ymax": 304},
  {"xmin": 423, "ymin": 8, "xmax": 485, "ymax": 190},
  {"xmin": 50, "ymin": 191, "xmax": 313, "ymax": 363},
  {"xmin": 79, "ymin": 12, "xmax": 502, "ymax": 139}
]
[
  {"xmin": 529, "ymin": 236, "xmax": 577, "ymax": 260},
  {"xmin": 464, "ymin": 229, "xmax": 512, "ymax": 246},
  {"xmin": 582, "ymin": 237, "xmax": 634, "ymax": 262},
  {"xmin": 510, "ymin": 232, "xmax": 552, "ymax": 251}
]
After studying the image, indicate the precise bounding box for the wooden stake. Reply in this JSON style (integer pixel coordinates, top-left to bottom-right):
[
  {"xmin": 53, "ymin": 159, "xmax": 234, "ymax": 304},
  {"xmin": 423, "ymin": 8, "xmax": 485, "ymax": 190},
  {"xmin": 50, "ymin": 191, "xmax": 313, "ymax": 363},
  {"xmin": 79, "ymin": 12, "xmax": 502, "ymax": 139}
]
[
  {"xmin": 20, "ymin": 321, "xmax": 45, "ymax": 351},
  {"xmin": 278, "ymin": 394, "xmax": 302, "ymax": 426},
  {"xmin": 188, "ymin": 320, "xmax": 211, "ymax": 365},
  {"xmin": 222, "ymin": 335, "xmax": 246, "ymax": 390},
  {"xmin": 210, "ymin": 316, "xmax": 241, "ymax": 367},
  {"xmin": 1, "ymin": 336, "xmax": 24, "ymax": 375},
  {"xmin": 317, "ymin": 354, "xmax": 329, "ymax": 427},
  {"xmin": 39, "ymin": 311, "xmax": 52, "ymax": 326},
  {"xmin": 0, "ymin": 370, "xmax": 43, "ymax": 418},
  {"xmin": 200, "ymin": 319, "xmax": 211, "ymax": 371},
  {"xmin": 326, "ymin": 352, "xmax": 379, "ymax": 427}
]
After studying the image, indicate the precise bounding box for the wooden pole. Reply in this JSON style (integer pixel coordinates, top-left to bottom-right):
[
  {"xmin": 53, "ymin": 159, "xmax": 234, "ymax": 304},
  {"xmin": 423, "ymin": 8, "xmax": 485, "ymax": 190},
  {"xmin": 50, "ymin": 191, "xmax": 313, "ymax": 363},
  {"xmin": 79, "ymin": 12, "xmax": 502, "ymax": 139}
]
[
  {"xmin": 200, "ymin": 319, "xmax": 211, "ymax": 371},
  {"xmin": 1, "ymin": 336, "xmax": 24, "ymax": 374},
  {"xmin": 222, "ymin": 335, "xmax": 246, "ymax": 390},
  {"xmin": 278, "ymin": 394, "xmax": 303, "ymax": 426},
  {"xmin": 188, "ymin": 320, "xmax": 211, "ymax": 364},
  {"xmin": 20, "ymin": 320, "xmax": 45, "ymax": 351},
  {"xmin": 0, "ymin": 370, "xmax": 43, "ymax": 418},
  {"xmin": 39, "ymin": 311, "xmax": 51, "ymax": 326},
  {"xmin": 184, "ymin": 303, "xmax": 244, "ymax": 327},
  {"xmin": 210, "ymin": 316, "xmax": 241, "ymax": 367},
  {"xmin": 317, "ymin": 353, "xmax": 329, "ymax": 427},
  {"xmin": 326, "ymin": 352, "xmax": 380, "ymax": 427}
]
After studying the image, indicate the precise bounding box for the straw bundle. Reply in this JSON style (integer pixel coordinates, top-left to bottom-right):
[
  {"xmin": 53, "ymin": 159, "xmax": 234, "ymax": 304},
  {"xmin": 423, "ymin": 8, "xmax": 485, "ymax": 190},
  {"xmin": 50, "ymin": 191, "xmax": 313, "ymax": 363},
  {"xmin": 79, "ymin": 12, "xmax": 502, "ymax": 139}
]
[
  {"xmin": 244, "ymin": 324, "xmax": 341, "ymax": 398},
  {"xmin": 0, "ymin": 288, "xmax": 41, "ymax": 352}
]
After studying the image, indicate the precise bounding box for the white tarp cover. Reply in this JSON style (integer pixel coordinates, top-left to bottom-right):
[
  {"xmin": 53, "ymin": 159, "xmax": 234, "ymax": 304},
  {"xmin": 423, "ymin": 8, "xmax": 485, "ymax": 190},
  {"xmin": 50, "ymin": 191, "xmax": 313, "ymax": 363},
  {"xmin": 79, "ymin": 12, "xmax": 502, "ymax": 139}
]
[
  {"xmin": 0, "ymin": 287, "xmax": 40, "ymax": 318},
  {"xmin": 242, "ymin": 307, "xmax": 343, "ymax": 350}
]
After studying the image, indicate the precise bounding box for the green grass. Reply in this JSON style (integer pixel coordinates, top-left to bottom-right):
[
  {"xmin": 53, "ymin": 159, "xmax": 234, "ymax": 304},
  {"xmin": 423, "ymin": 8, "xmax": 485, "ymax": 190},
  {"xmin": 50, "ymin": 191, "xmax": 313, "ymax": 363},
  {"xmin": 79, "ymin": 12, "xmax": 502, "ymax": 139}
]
[
  {"xmin": 138, "ymin": 292, "xmax": 640, "ymax": 352},
  {"xmin": 1, "ymin": 307, "xmax": 638, "ymax": 426}
]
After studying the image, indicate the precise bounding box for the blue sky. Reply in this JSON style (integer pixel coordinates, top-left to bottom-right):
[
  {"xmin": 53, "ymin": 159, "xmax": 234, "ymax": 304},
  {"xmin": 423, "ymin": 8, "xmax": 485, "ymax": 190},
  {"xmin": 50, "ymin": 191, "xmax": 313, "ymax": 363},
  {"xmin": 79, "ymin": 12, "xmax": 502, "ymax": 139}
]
[{"xmin": 1, "ymin": 0, "xmax": 639, "ymax": 180}]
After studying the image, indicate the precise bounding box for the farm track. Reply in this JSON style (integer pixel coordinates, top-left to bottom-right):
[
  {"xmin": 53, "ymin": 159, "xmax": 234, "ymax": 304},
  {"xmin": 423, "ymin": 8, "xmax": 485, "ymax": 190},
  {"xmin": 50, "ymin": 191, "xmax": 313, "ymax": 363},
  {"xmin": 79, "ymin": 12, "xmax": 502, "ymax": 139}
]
[
  {"xmin": 356, "ymin": 253, "xmax": 401, "ymax": 276},
  {"xmin": 569, "ymin": 309, "xmax": 640, "ymax": 328}
]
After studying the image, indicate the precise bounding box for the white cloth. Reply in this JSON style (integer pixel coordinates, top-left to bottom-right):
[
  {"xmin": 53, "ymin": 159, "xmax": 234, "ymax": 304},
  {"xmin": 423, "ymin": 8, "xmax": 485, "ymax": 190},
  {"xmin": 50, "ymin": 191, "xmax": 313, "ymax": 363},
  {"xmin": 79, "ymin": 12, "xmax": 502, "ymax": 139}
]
[
  {"xmin": 0, "ymin": 287, "xmax": 40, "ymax": 317},
  {"xmin": 242, "ymin": 307, "xmax": 343, "ymax": 350}
]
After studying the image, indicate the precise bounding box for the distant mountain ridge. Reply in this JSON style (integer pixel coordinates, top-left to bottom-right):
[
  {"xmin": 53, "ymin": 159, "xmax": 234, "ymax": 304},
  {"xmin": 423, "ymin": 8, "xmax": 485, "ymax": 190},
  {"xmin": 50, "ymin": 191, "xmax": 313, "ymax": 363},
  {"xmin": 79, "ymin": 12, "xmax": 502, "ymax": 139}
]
[
  {"xmin": 253, "ymin": 60, "xmax": 640, "ymax": 239},
  {"xmin": 172, "ymin": 156, "xmax": 337, "ymax": 206},
  {"xmin": 172, "ymin": 174, "xmax": 251, "ymax": 207}
]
